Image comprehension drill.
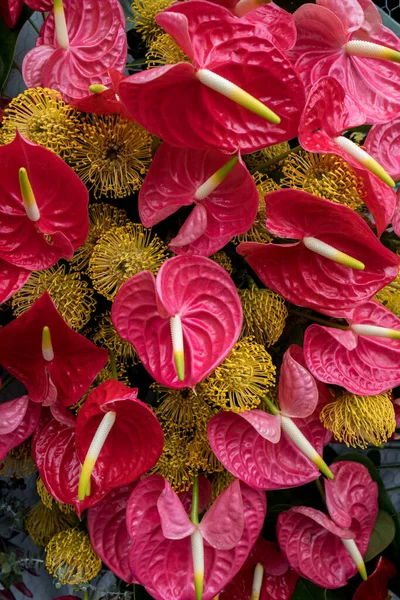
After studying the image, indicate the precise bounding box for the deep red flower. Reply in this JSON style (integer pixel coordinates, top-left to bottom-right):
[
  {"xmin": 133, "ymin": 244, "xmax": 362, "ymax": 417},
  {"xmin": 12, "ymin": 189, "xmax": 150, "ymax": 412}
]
[
  {"xmin": 118, "ymin": 1, "xmax": 305, "ymax": 153},
  {"xmin": 237, "ymin": 189, "xmax": 399, "ymax": 313},
  {"xmin": 304, "ymin": 300, "xmax": 400, "ymax": 395},
  {"xmin": 139, "ymin": 144, "xmax": 258, "ymax": 256},
  {"xmin": 71, "ymin": 68, "xmax": 130, "ymax": 117},
  {"xmin": 0, "ymin": 0, "xmax": 23, "ymax": 27},
  {"xmin": 112, "ymin": 256, "xmax": 242, "ymax": 389},
  {"xmin": 22, "ymin": 0, "xmax": 127, "ymax": 102},
  {"xmin": 0, "ymin": 292, "xmax": 107, "ymax": 406},
  {"xmin": 353, "ymin": 556, "xmax": 397, "ymax": 600},
  {"xmin": 289, "ymin": 0, "xmax": 400, "ymax": 123},
  {"xmin": 0, "ymin": 260, "xmax": 31, "ymax": 305},
  {"xmin": 0, "ymin": 396, "xmax": 41, "ymax": 461}
]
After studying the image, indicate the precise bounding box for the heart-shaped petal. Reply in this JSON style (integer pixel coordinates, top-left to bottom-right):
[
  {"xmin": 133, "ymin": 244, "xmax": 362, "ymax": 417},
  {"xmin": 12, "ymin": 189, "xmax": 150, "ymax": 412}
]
[
  {"xmin": 157, "ymin": 480, "xmax": 196, "ymax": 540},
  {"xmin": 0, "ymin": 399, "xmax": 41, "ymax": 461},
  {"xmin": 199, "ymin": 479, "xmax": 244, "ymax": 550},
  {"xmin": 365, "ymin": 118, "xmax": 400, "ymax": 181},
  {"xmin": 0, "ymin": 259, "xmax": 31, "ymax": 305},
  {"xmin": 279, "ymin": 345, "xmax": 319, "ymax": 419},
  {"xmin": 0, "ymin": 395, "xmax": 29, "ymax": 435}
]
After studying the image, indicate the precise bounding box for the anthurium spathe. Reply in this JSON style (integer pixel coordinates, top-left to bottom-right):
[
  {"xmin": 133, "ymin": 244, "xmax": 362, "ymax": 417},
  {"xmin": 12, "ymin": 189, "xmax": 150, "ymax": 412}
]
[
  {"xmin": 125, "ymin": 475, "xmax": 266, "ymax": 600},
  {"xmin": 71, "ymin": 69, "xmax": 130, "ymax": 117},
  {"xmin": 304, "ymin": 300, "xmax": 400, "ymax": 395},
  {"xmin": 237, "ymin": 189, "xmax": 399, "ymax": 313},
  {"xmin": 22, "ymin": 0, "xmax": 127, "ymax": 102},
  {"xmin": 88, "ymin": 483, "xmax": 137, "ymax": 583},
  {"xmin": 0, "ymin": 133, "xmax": 89, "ymax": 274},
  {"xmin": 139, "ymin": 144, "xmax": 258, "ymax": 256},
  {"xmin": 0, "ymin": 0, "xmax": 23, "ymax": 27},
  {"xmin": 0, "ymin": 396, "xmax": 41, "ymax": 461},
  {"xmin": 118, "ymin": 1, "xmax": 305, "ymax": 153},
  {"xmin": 277, "ymin": 461, "xmax": 379, "ymax": 588},
  {"xmin": 0, "ymin": 292, "xmax": 108, "ymax": 406},
  {"xmin": 289, "ymin": 0, "xmax": 400, "ymax": 124},
  {"xmin": 219, "ymin": 536, "xmax": 298, "ymax": 600},
  {"xmin": 353, "ymin": 556, "xmax": 397, "ymax": 600},
  {"xmin": 0, "ymin": 259, "xmax": 31, "ymax": 305},
  {"xmin": 208, "ymin": 345, "xmax": 333, "ymax": 489},
  {"xmin": 112, "ymin": 255, "xmax": 242, "ymax": 388},
  {"xmin": 75, "ymin": 380, "xmax": 163, "ymax": 502},
  {"xmin": 365, "ymin": 118, "xmax": 400, "ymax": 183}
]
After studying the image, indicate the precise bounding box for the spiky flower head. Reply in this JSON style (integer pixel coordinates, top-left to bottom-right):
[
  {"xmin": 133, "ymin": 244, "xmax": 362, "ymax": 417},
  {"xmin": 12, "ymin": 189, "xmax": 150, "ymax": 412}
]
[
  {"xmin": 244, "ymin": 141, "xmax": 290, "ymax": 172},
  {"xmin": 282, "ymin": 151, "xmax": 366, "ymax": 211},
  {"xmin": 154, "ymin": 385, "xmax": 212, "ymax": 432},
  {"xmin": 45, "ymin": 529, "xmax": 101, "ymax": 585},
  {"xmin": 189, "ymin": 427, "xmax": 224, "ymax": 476},
  {"xmin": 203, "ymin": 337, "xmax": 276, "ymax": 412},
  {"xmin": 93, "ymin": 312, "xmax": 138, "ymax": 365},
  {"xmin": 25, "ymin": 504, "xmax": 77, "ymax": 548},
  {"xmin": 146, "ymin": 32, "xmax": 189, "ymax": 67},
  {"xmin": 0, "ymin": 440, "xmax": 36, "ymax": 478},
  {"xmin": 375, "ymin": 274, "xmax": 400, "ymax": 318},
  {"xmin": 1, "ymin": 88, "xmax": 80, "ymax": 162},
  {"xmin": 232, "ymin": 172, "xmax": 277, "ymax": 244},
  {"xmin": 132, "ymin": 0, "xmax": 178, "ymax": 45},
  {"xmin": 11, "ymin": 265, "xmax": 96, "ymax": 331},
  {"xmin": 151, "ymin": 429, "xmax": 197, "ymax": 492},
  {"xmin": 74, "ymin": 113, "xmax": 153, "ymax": 199},
  {"xmin": 88, "ymin": 223, "xmax": 169, "ymax": 300},
  {"xmin": 320, "ymin": 391, "xmax": 396, "ymax": 449},
  {"xmin": 209, "ymin": 251, "xmax": 233, "ymax": 274},
  {"xmin": 70, "ymin": 203, "xmax": 127, "ymax": 272},
  {"xmin": 239, "ymin": 284, "xmax": 288, "ymax": 347}
]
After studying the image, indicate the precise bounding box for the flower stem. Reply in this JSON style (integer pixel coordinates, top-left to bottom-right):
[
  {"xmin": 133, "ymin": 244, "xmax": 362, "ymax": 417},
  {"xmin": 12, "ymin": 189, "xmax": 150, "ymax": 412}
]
[
  {"xmin": 28, "ymin": 17, "xmax": 40, "ymax": 34},
  {"xmin": 262, "ymin": 395, "xmax": 279, "ymax": 415},
  {"xmin": 0, "ymin": 374, "xmax": 14, "ymax": 392},
  {"xmin": 109, "ymin": 351, "xmax": 118, "ymax": 380},
  {"xmin": 250, "ymin": 144, "xmax": 302, "ymax": 173},
  {"xmin": 191, "ymin": 474, "xmax": 199, "ymax": 525},
  {"xmin": 287, "ymin": 306, "xmax": 349, "ymax": 330}
]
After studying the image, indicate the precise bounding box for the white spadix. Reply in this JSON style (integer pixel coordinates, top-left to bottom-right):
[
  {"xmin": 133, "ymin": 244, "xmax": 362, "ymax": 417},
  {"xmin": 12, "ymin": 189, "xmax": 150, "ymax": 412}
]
[
  {"xmin": 351, "ymin": 324, "xmax": 400, "ymax": 340},
  {"xmin": 54, "ymin": 0, "xmax": 69, "ymax": 50},
  {"xmin": 303, "ymin": 237, "xmax": 365, "ymax": 271},
  {"xmin": 344, "ymin": 40, "xmax": 400, "ymax": 64},
  {"xmin": 42, "ymin": 326, "xmax": 54, "ymax": 362},
  {"xmin": 170, "ymin": 314, "xmax": 185, "ymax": 382},
  {"xmin": 250, "ymin": 563, "xmax": 264, "ymax": 600},
  {"xmin": 194, "ymin": 156, "xmax": 238, "ymax": 201},
  {"xmin": 333, "ymin": 135, "xmax": 395, "ymax": 188},
  {"xmin": 341, "ymin": 538, "xmax": 367, "ymax": 581}
]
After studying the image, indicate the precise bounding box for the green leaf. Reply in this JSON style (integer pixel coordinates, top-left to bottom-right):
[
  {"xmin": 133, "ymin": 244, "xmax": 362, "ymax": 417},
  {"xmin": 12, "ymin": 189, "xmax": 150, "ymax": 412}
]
[
  {"xmin": 118, "ymin": 0, "xmax": 134, "ymax": 31},
  {"xmin": 365, "ymin": 510, "xmax": 396, "ymax": 562},
  {"xmin": 291, "ymin": 578, "xmax": 326, "ymax": 600},
  {"xmin": 0, "ymin": 6, "xmax": 33, "ymax": 91}
]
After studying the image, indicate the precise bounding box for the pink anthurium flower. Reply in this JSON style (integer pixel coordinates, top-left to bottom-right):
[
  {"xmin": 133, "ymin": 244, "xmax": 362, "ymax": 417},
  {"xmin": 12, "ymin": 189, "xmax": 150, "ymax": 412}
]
[
  {"xmin": 112, "ymin": 256, "xmax": 242, "ymax": 389},
  {"xmin": 22, "ymin": 0, "xmax": 127, "ymax": 102},
  {"xmin": 277, "ymin": 461, "xmax": 378, "ymax": 589},
  {"xmin": 88, "ymin": 483, "xmax": 138, "ymax": 583},
  {"xmin": 365, "ymin": 118, "xmax": 400, "ymax": 183},
  {"xmin": 0, "ymin": 396, "xmax": 41, "ymax": 461},
  {"xmin": 237, "ymin": 189, "xmax": 399, "ymax": 313},
  {"xmin": 289, "ymin": 0, "xmax": 400, "ymax": 124},
  {"xmin": 219, "ymin": 536, "xmax": 298, "ymax": 599},
  {"xmin": 71, "ymin": 68, "xmax": 130, "ymax": 117},
  {"xmin": 139, "ymin": 144, "xmax": 258, "ymax": 256},
  {"xmin": 0, "ymin": 292, "xmax": 108, "ymax": 406},
  {"xmin": 208, "ymin": 345, "xmax": 333, "ymax": 490},
  {"xmin": 353, "ymin": 556, "xmax": 397, "ymax": 600},
  {"xmin": 304, "ymin": 300, "xmax": 400, "ymax": 395},
  {"xmin": 126, "ymin": 475, "xmax": 266, "ymax": 600},
  {"xmin": 75, "ymin": 380, "xmax": 164, "ymax": 502},
  {"xmin": 118, "ymin": 1, "xmax": 305, "ymax": 153}
]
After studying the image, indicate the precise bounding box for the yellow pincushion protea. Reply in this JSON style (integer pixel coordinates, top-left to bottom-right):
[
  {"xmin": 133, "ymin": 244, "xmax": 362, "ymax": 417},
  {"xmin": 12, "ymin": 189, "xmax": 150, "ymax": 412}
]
[
  {"xmin": 0, "ymin": 440, "xmax": 36, "ymax": 478},
  {"xmin": 238, "ymin": 285, "xmax": 288, "ymax": 346},
  {"xmin": 203, "ymin": 337, "xmax": 276, "ymax": 412},
  {"xmin": 36, "ymin": 477, "xmax": 74, "ymax": 514},
  {"xmin": 25, "ymin": 504, "xmax": 77, "ymax": 548},
  {"xmin": 45, "ymin": 529, "xmax": 101, "ymax": 585},
  {"xmin": 233, "ymin": 172, "xmax": 278, "ymax": 244},
  {"xmin": 375, "ymin": 273, "xmax": 400, "ymax": 318},
  {"xmin": 320, "ymin": 391, "xmax": 396, "ymax": 449},
  {"xmin": 146, "ymin": 32, "xmax": 189, "ymax": 67},
  {"xmin": 209, "ymin": 251, "xmax": 233, "ymax": 274},
  {"xmin": 132, "ymin": 0, "xmax": 180, "ymax": 44},
  {"xmin": 93, "ymin": 312, "xmax": 138, "ymax": 365},
  {"xmin": 244, "ymin": 141, "xmax": 291, "ymax": 172},
  {"xmin": 154, "ymin": 384, "xmax": 213, "ymax": 432},
  {"xmin": 151, "ymin": 429, "xmax": 198, "ymax": 492}
]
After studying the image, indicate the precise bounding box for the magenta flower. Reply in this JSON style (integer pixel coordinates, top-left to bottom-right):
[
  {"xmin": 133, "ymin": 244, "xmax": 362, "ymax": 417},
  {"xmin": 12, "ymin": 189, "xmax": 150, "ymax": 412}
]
[
  {"xmin": 208, "ymin": 345, "xmax": 332, "ymax": 490},
  {"xmin": 0, "ymin": 396, "xmax": 41, "ymax": 461},
  {"xmin": 126, "ymin": 475, "xmax": 266, "ymax": 600},
  {"xmin": 139, "ymin": 144, "xmax": 258, "ymax": 256},
  {"xmin": 237, "ymin": 189, "xmax": 399, "ymax": 314},
  {"xmin": 365, "ymin": 118, "xmax": 400, "ymax": 183},
  {"xmin": 22, "ymin": 0, "xmax": 127, "ymax": 102},
  {"xmin": 289, "ymin": 0, "xmax": 400, "ymax": 124},
  {"xmin": 88, "ymin": 483, "xmax": 138, "ymax": 583},
  {"xmin": 304, "ymin": 300, "xmax": 400, "ymax": 395},
  {"xmin": 118, "ymin": 1, "xmax": 305, "ymax": 153},
  {"xmin": 0, "ymin": 292, "xmax": 107, "ymax": 406},
  {"xmin": 112, "ymin": 256, "xmax": 242, "ymax": 389},
  {"xmin": 277, "ymin": 461, "xmax": 378, "ymax": 588},
  {"xmin": 76, "ymin": 380, "xmax": 164, "ymax": 502},
  {"xmin": 219, "ymin": 536, "xmax": 298, "ymax": 600}
]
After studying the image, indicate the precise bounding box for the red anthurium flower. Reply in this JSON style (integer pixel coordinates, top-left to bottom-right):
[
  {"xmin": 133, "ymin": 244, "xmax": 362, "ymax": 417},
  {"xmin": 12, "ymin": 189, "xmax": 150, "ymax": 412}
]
[
  {"xmin": 238, "ymin": 189, "xmax": 399, "ymax": 313},
  {"xmin": 304, "ymin": 300, "xmax": 400, "ymax": 395},
  {"xmin": 0, "ymin": 260, "xmax": 31, "ymax": 306},
  {"xmin": 0, "ymin": 0, "xmax": 23, "ymax": 27},
  {"xmin": 118, "ymin": 1, "xmax": 305, "ymax": 154},
  {"xmin": 126, "ymin": 475, "xmax": 266, "ymax": 600},
  {"xmin": 278, "ymin": 461, "xmax": 378, "ymax": 589},
  {"xmin": 365, "ymin": 118, "xmax": 400, "ymax": 183},
  {"xmin": 208, "ymin": 345, "xmax": 332, "ymax": 489},
  {"xmin": 289, "ymin": 0, "xmax": 400, "ymax": 124},
  {"xmin": 0, "ymin": 396, "xmax": 41, "ymax": 461},
  {"xmin": 353, "ymin": 556, "xmax": 397, "ymax": 600},
  {"xmin": 219, "ymin": 536, "xmax": 298, "ymax": 600},
  {"xmin": 112, "ymin": 256, "xmax": 242, "ymax": 389},
  {"xmin": 75, "ymin": 380, "xmax": 163, "ymax": 502},
  {"xmin": 71, "ymin": 69, "xmax": 130, "ymax": 117},
  {"xmin": 0, "ymin": 133, "xmax": 88, "ymax": 275},
  {"xmin": 139, "ymin": 144, "xmax": 258, "ymax": 256},
  {"xmin": 22, "ymin": 0, "xmax": 127, "ymax": 102},
  {"xmin": 88, "ymin": 483, "xmax": 138, "ymax": 583},
  {"xmin": 25, "ymin": 0, "xmax": 53, "ymax": 10},
  {"xmin": 0, "ymin": 292, "xmax": 107, "ymax": 406}
]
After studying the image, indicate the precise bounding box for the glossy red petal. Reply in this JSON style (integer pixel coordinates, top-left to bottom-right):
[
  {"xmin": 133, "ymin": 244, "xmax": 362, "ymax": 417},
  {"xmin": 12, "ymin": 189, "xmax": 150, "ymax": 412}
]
[
  {"xmin": 365, "ymin": 118, "xmax": 400, "ymax": 181},
  {"xmin": 126, "ymin": 475, "xmax": 266, "ymax": 600},
  {"xmin": 0, "ymin": 134, "xmax": 88, "ymax": 269},
  {"xmin": 119, "ymin": 2, "xmax": 304, "ymax": 153},
  {"xmin": 157, "ymin": 480, "xmax": 196, "ymax": 540},
  {"xmin": 0, "ymin": 400, "xmax": 41, "ymax": 461},
  {"xmin": 76, "ymin": 380, "xmax": 163, "ymax": 490},
  {"xmin": 0, "ymin": 0, "xmax": 24, "ymax": 27},
  {"xmin": 0, "ymin": 259, "xmax": 30, "ymax": 305},
  {"xmin": 24, "ymin": 0, "xmax": 52, "ymax": 10},
  {"xmin": 208, "ymin": 410, "xmax": 323, "ymax": 490},
  {"xmin": 71, "ymin": 70, "xmax": 130, "ymax": 117},
  {"xmin": 353, "ymin": 556, "xmax": 397, "ymax": 600},
  {"xmin": 0, "ymin": 292, "xmax": 107, "ymax": 406},
  {"xmin": 112, "ymin": 257, "xmax": 242, "ymax": 388},
  {"xmin": 304, "ymin": 301, "xmax": 400, "ymax": 394},
  {"xmin": 199, "ymin": 479, "xmax": 244, "ymax": 550},
  {"xmin": 279, "ymin": 345, "xmax": 319, "ymax": 419},
  {"xmin": 0, "ymin": 395, "xmax": 29, "ymax": 435},
  {"xmin": 88, "ymin": 483, "xmax": 137, "ymax": 583},
  {"xmin": 240, "ymin": 3, "xmax": 297, "ymax": 51},
  {"xmin": 237, "ymin": 190, "xmax": 399, "ymax": 313},
  {"xmin": 22, "ymin": 0, "xmax": 127, "ymax": 103}
]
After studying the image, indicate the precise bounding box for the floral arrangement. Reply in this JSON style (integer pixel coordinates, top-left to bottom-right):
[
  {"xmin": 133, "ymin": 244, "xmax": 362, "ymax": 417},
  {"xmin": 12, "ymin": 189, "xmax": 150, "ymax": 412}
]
[{"xmin": 0, "ymin": 0, "xmax": 400, "ymax": 598}]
